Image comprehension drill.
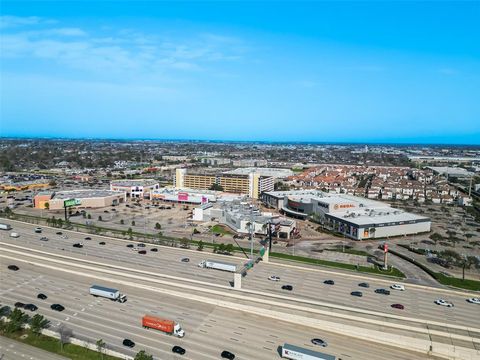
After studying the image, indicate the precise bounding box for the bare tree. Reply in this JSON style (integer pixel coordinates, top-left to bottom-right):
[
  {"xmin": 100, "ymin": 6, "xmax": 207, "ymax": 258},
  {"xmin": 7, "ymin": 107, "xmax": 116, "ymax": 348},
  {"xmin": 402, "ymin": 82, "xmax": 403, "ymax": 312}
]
[
  {"xmin": 58, "ymin": 323, "xmax": 73, "ymax": 352},
  {"xmin": 96, "ymin": 338, "xmax": 106, "ymax": 359}
]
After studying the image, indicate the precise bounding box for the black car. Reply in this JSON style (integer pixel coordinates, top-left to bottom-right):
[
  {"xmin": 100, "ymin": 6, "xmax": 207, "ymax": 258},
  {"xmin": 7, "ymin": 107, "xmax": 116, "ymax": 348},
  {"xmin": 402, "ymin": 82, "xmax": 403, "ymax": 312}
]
[
  {"xmin": 172, "ymin": 346, "xmax": 186, "ymax": 355},
  {"xmin": 221, "ymin": 350, "xmax": 235, "ymax": 360},
  {"xmin": 150, "ymin": 248, "xmax": 158, "ymax": 252},
  {"xmin": 37, "ymin": 293, "xmax": 48, "ymax": 300},
  {"xmin": 99, "ymin": 241, "xmax": 106, "ymax": 245},
  {"xmin": 351, "ymin": 291, "xmax": 363, "ymax": 297},
  {"xmin": 138, "ymin": 243, "xmax": 146, "ymax": 248},
  {"xmin": 8, "ymin": 265, "xmax": 19, "ymax": 271},
  {"xmin": 281, "ymin": 285, "xmax": 293, "ymax": 291},
  {"xmin": 56, "ymin": 231, "xmax": 63, "ymax": 235},
  {"xmin": 73, "ymin": 243, "xmax": 83, "ymax": 248},
  {"xmin": 14, "ymin": 302, "xmax": 25, "ymax": 308},
  {"xmin": 85, "ymin": 237, "xmax": 92, "ymax": 240},
  {"xmin": 126, "ymin": 244, "xmax": 134, "ymax": 248},
  {"xmin": 324, "ymin": 280, "xmax": 335, "ymax": 285},
  {"xmin": 122, "ymin": 339, "xmax": 135, "ymax": 348},
  {"xmin": 24, "ymin": 304, "xmax": 38, "ymax": 312},
  {"xmin": 138, "ymin": 250, "xmax": 147, "ymax": 255},
  {"xmin": 375, "ymin": 288, "xmax": 391, "ymax": 295},
  {"xmin": 50, "ymin": 304, "xmax": 65, "ymax": 312},
  {"xmin": 358, "ymin": 282, "xmax": 370, "ymax": 288}
]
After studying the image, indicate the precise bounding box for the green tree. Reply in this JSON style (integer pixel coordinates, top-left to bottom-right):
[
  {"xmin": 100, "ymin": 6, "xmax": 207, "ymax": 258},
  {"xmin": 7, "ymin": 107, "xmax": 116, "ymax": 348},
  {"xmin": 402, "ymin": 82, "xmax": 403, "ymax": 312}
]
[
  {"xmin": 98, "ymin": 215, "xmax": 103, "ymax": 221},
  {"xmin": 96, "ymin": 338, "xmax": 106, "ymax": 360},
  {"xmin": 134, "ymin": 350, "xmax": 154, "ymax": 360},
  {"xmin": 0, "ymin": 305, "xmax": 11, "ymax": 317},
  {"xmin": 120, "ymin": 219, "xmax": 125, "ymax": 225},
  {"xmin": 155, "ymin": 222, "xmax": 161, "ymax": 230},
  {"xmin": 87, "ymin": 214, "xmax": 92, "ymax": 219},
  {"xmin": 197, "ymin": 240, "xmax": 204, "ymax": 251},
  {"xmin": 6, "ymin": 308, "xmax": 29, "ymax": 334},
  {"xmin": 57, "ymin": 218, "xmax": 64, "ymax": 228},
  {"xmin": 225, "ymin": 243, "xmax": 234, "ymax": 254},
  {"xmin": 217, "ymin": 243, "xmax": 226, "ymax": 254},
  {"xmin": 44, "ymin": 202, "xmax": 50, "ymax": 210},
  {"xmin": 132, "ymin": 220, "xmax": 136, "ymax": 226},
  {"xmin": 209, "ymin": 183, "xmax": 224, "ymax": 191},
  {"xmin": 29, "ymin": 314, "xmax": 50, "ymax": 336}
]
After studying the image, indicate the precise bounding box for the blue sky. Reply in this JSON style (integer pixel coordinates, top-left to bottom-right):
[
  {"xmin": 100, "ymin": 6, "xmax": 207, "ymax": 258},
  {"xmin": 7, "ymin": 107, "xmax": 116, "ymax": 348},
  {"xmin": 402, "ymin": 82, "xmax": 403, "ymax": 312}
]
[{"xmin": 1, "ymin": 1, "xmax": 479, "ymax": 144}]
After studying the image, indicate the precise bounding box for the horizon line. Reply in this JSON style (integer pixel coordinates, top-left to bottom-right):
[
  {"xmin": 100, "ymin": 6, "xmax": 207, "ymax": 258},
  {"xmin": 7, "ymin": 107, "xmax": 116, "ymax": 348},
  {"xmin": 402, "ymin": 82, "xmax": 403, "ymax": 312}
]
[{"xmin": 1, "ymin": 136, "xmax": 480, "ymax": 147}]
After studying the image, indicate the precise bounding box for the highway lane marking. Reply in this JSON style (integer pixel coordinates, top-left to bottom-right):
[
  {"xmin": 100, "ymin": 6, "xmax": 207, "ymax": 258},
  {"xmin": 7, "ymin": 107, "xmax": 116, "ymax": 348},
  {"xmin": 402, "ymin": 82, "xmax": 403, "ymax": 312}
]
[
  {"xmin": 2, "ymin": 252, "xmax": 479, "ymax": 357},
  {"xmin": 2, "ymin": 248, "xmax": 480, "ymax": 342},
  {"xmin": 5, "ymin": 242, "xmax": 478, "ymax": 334},
  {"xmin": 7, "ymin": 219, "xmax": 476, "ymax": 299}
]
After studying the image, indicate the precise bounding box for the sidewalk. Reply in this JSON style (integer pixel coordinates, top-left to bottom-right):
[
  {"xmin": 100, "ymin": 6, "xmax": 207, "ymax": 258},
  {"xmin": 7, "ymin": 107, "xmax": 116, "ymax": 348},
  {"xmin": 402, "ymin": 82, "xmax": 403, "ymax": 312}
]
[{"xmin": 0, "ymin": 336, "xmax": 68, "ymax": 360}]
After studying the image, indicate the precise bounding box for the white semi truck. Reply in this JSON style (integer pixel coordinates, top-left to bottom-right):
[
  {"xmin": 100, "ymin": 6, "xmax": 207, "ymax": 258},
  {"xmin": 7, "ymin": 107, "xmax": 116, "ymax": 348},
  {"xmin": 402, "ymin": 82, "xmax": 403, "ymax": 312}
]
[
  {"xmin": 89, "ymin": 285, "xmax": 127, "ymax": 303},
  {"xmin": 282, "ymin": 343, "xmax": 336, "ymax": 360},
  {"xmin": 198, "ymin": 259, "xmax": 237, "ymax": 272}
]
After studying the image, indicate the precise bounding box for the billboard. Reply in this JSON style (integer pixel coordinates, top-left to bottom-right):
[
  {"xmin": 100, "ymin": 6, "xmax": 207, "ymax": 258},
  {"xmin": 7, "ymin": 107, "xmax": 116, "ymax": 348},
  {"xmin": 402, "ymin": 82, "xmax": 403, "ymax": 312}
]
[{"xmin": 64, "ymin": 199, "xmax": 81, "ymax": 207}]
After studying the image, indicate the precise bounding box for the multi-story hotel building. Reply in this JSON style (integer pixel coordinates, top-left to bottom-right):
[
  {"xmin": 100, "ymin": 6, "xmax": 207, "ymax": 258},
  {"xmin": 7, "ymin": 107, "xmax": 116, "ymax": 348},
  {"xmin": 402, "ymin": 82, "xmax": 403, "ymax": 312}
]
[{"xmin": 174, "ymin": 168, "xmax": 273, "ymax": 199}]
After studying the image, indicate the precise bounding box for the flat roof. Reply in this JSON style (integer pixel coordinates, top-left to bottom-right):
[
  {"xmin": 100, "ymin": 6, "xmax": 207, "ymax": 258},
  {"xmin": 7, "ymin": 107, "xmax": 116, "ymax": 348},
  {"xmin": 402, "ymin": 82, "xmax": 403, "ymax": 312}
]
[
  {"xmin": 224, "ymin": 167, "xmax": 294, "ymax": 178},
  {"xmin": 110, "ymin": 179, "xmax": 159, "ymax": 187},
  {"xmin": 327, "ymin": 208, "xmax": 430, "ymax": 227},
  {"xmin": 263, "ymin": 189, "xmax": 325, "ymax": 199},
  {"xmin": 53, "ymin": 190, "xmax": 125, "ymax": 200}
]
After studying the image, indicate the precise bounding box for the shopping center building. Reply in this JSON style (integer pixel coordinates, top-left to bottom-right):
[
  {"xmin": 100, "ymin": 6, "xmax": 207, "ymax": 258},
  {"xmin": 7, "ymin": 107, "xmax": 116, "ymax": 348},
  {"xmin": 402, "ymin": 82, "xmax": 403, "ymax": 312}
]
[{"xmin": 262, "ymin": 190, "xmax": 431, "ymax": 240}]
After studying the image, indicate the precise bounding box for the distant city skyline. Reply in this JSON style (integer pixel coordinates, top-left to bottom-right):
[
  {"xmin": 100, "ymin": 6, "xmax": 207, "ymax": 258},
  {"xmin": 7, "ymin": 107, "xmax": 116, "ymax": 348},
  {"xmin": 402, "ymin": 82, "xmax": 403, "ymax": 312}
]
[{"xmin": 1, "ymin": 1, "xmax": 479, "ymax": 145}]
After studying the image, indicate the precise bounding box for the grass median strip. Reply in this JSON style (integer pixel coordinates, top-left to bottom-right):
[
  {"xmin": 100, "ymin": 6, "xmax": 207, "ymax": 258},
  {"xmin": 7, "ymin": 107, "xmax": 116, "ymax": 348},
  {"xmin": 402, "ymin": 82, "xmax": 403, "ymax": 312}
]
[
  {"xmin": 2, "ymin": 332, "xmax": 122, "ymax": 360},
  {"xmin": 269, "ymin": 252, "xmax": 405, "ymax": 278}
]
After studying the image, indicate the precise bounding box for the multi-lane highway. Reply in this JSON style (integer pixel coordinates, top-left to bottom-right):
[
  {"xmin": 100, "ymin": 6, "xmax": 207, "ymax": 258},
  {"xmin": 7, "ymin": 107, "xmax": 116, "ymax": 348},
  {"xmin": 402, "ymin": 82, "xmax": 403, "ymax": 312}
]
[{"xmin": 1, "ymin": 219, "xmax": 480, "ymax": 360}]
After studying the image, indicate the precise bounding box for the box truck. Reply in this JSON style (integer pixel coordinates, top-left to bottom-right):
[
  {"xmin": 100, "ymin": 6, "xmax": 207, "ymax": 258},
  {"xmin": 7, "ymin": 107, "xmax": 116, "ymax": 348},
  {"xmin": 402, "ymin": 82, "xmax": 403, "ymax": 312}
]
[
  {"xmin": 281, "ymin": 343, "xmax": 336, "ymax": 360},
  {"xmin": 89, "ymin": 285, "xmax": 127, "ymax": 303},
  {"xmin": 0, "ymin": 223, "xmax": 12, "ymax": 230},
  {"xmin": 142, "ymin": 315, "xmax": 185, "ymax": 337},
  {"xmin": 198, "ymin": 259, "xmax": 237, "ymax": 272}
]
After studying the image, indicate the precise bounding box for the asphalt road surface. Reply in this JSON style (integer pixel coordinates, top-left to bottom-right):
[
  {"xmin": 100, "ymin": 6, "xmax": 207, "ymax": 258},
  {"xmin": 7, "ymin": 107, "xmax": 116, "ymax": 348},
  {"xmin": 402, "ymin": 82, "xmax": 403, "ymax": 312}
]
[{"xmin": 1, "ymin": 219, "xmax": 479, "ymax": 359}]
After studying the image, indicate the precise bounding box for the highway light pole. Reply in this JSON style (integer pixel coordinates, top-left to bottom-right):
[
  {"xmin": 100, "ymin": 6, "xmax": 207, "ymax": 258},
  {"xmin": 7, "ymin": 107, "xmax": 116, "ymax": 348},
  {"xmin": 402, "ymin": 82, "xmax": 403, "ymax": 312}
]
[{"xmin": 250, "ymin": 207, "xmax": 254, "ymax": 260}]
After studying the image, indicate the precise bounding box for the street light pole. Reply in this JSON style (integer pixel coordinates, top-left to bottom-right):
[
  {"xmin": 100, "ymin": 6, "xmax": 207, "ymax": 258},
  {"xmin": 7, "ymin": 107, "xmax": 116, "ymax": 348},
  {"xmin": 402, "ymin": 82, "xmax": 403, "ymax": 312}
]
[{"xmin": 250, "ymin": 207, "xmax": 254, "ymax": 260}]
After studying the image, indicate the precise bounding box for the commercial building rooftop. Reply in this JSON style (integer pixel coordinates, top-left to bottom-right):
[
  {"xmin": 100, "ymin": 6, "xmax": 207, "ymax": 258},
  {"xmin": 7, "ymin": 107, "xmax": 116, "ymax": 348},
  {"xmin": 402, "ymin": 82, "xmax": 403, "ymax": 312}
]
[
  {"xmin": 223, "ymin": 167, "xmax": 294, "ymax": 178},
  {"xmin": 53, "ymin": 189, "xmax": 125, "ymax": 199},
  {"xmin": 110, "ymin": 179, "xmax": 159, "ymax": 187},
  {"xmin": 330, "ymin": 208, "xmax": 430, "ymax": 227}
]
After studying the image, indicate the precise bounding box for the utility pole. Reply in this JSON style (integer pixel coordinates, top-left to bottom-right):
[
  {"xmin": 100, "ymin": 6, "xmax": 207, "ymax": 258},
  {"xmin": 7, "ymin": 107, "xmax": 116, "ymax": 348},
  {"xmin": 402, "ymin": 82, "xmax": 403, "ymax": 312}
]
[{"xmin": 250, "ymin": 206, "xmax": 254, "ymax": 260}]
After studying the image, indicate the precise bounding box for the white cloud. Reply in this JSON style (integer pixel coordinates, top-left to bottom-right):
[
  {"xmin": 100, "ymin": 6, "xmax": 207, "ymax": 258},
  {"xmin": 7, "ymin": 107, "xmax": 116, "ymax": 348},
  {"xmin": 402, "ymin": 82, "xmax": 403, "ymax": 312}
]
[
  {"xmin": 0, "ymin": 17, "xmax": 248, "ymax": 77},
  {"xmin": 0, "ymin": 15, "xmax": 56, "ymax": 29}
]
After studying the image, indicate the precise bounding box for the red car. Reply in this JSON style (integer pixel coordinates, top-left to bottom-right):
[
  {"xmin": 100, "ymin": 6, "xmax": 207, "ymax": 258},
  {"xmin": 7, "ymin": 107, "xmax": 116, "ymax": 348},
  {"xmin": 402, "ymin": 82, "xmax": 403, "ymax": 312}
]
[{"xmin": 391, "ymin": 303, "xmax": 405, "ymax": 310}]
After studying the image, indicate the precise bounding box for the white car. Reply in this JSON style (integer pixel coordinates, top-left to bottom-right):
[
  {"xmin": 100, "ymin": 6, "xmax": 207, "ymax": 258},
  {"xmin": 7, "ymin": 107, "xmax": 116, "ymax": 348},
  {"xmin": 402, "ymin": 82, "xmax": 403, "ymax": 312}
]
[
  {"xmin": 434, "ymin": 299, "xmax": 454, "ymax": 307},
  {"xmin": 390, "ymin": 284, "xmax": 405, "ymax": 291},
  {"xmin": 467, "ymin": 298, "xmax": 480, "ymax": 304},
  {"xmin": 268, "ymin": 275, "xmax": 281, "ymax": 282}
]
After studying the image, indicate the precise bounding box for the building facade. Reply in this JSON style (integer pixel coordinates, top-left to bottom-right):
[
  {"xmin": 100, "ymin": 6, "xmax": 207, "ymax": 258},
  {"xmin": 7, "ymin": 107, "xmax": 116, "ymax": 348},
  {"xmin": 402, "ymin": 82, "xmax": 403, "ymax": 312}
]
[
  {"xmin": 174, "ymin": 169, "xmax": 273, "ymax": 199},
  {"xmin": 110, "ymin": 179, "xmax": 160, "ymax": 198},
  {"xmin": 34, "ymin": 190, "xmax": 126, "ymax": 210},
  {"xmin": 262, "ymin": 190, "xmax": 431, "ymax": 240}
]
